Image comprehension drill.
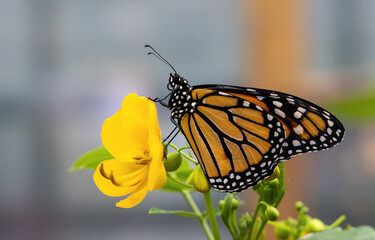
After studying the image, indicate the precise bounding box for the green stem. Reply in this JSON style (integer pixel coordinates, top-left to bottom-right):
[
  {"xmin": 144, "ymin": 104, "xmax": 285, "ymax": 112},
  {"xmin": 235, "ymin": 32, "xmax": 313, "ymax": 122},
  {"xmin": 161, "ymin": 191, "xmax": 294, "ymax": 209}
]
[
  {"xmin": 168, "ymin": 143, "xmax": 198, "ymax": 165},
  {"xmin": 180, "ymin": 151, "xmax": 199, "ymax": 165},
  {"xmin": 294, "ymin": 209, "xmax": 304, "ymax": 239},
  {"xmin": 182, "ymin": 190, "xmax": 214, "ymax": 240},
  {"xmin": 178, "ymin": 146, "xmax": 191, "ymax": 151},
  {"xmin": 327, "ymin": 215, "xmax": 346, "ymax": 229},
  {"xmin": 167, "ymin": 172, "xmax": 194, "ymax": 189},
  {"xmin": 254, "ymin": 219, "xmax": 267, "ymax": 240},
  {"xmin": 247, "ymin": 197, "xmax": 262, "ymax": 240},
  {"xmin": 203, "ymin": 191, "xmax": 221, "ymax": 240},
  {"xmin": 168, "ymin": 143, "xmax": 179, "ymax": 151}
]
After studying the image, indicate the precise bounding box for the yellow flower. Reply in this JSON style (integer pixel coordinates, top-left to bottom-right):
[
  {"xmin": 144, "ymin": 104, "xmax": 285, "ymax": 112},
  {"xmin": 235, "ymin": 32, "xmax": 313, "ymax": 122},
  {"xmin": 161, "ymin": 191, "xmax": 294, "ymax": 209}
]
[{"xmin": 93, "ymin": 93, "xmax": 166, "ymax": 208}]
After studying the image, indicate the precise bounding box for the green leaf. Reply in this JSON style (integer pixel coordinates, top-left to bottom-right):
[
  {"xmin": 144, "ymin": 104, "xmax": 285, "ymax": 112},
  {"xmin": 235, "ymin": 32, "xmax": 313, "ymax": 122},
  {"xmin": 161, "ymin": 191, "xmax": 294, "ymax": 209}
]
[
  {"xmin": 324, "ymin": 87, "xmax": 375, "ymax": 123},
  {"xmin": 148, "ymin": 207, "xmax": 198, "ymax": 218},
  {"xmin": 161, "ymin": 177, "xmax": 193, "ymax": 192},
  {"xmin": 202, "ymin": 208, "xmax": 222, "ymax": 218},
  {"xmin": 70, "ymin": 147, "xmax": 113, "ymax": 171},
  {"xmin": 305, "ymin": 226, "xmax": 375, "ymax": 240},
  {"xmin": 161, "ymin": 155, "xmax": 194, "ymax": 193}
]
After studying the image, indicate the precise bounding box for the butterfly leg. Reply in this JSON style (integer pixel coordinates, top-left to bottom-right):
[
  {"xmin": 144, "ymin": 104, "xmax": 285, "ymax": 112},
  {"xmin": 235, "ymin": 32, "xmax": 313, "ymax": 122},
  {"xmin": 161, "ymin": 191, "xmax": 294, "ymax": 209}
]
[
  {"xmin": 161, "ymin": 118, "xmax": 181, "ymax": 157},
  {"xmin": 163, "ymin": 127, "xmax": 180, "ymax": 157},
  {"xmin": 163, "ymin": 125, "xmax": 179, "ymax": 143},
  {"xmin": 148, "ymin": 92, "xmax": 172, "ymax": 108},
  {"xmin": 149, "ymin": 97, "xmax": 169, "ymax": 107}
]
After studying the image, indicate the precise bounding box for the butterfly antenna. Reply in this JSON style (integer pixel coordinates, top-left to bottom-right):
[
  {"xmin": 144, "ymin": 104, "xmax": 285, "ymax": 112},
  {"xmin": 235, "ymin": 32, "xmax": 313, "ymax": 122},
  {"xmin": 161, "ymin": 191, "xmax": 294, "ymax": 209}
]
[{"xmin": 145, "ymin": 45, "xmax": 177, "ymax": 74}]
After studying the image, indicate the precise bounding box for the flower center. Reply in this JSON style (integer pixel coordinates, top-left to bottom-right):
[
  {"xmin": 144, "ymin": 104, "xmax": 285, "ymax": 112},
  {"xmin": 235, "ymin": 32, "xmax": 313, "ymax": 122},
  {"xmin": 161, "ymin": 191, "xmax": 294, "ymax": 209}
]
[{"xmin": 132, "ymin": 151, "xmax": 152, "ymax": 165}]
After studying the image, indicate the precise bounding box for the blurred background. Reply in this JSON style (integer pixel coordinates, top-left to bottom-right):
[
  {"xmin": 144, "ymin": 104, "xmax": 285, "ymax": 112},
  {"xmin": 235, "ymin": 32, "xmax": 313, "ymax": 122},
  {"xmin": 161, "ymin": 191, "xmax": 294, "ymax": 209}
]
[{"xmin": 1, "ymin": 0, "xmax": 375, "ymax": 239}]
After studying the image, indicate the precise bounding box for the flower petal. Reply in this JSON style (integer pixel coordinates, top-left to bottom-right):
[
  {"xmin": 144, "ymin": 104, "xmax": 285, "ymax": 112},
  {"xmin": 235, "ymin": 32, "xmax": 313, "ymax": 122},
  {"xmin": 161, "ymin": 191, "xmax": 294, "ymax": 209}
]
[
  {"xmin": 115, "ymin": 180, "xmax": 149, "ymax": 208},
  {"xmin": 150, "ymin": 166, "xmax": 166, "ymax": 191},
  {"xmin": 119, "ymin": 93, "xmax": 150, "ymax": 126},
  {"xmin": 93, "ymin": 160, "xmax": 141, "ymax": 197},
  {"xmin": 147, "ymin": 101, "xmax": 166, "ymax": 190},
  {"xmin": 147, "ymin": 96, "xmax": 162, "ymax": 148},
  {"xmin": 101, "ymin": 95, "xmax": 151, "ymax": 161}
]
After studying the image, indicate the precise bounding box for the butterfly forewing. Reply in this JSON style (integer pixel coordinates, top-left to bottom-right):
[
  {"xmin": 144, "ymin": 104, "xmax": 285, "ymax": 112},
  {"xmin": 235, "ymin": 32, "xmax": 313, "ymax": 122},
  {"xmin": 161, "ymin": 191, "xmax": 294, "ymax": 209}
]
[{"xmin": 179, "ymin": 89, "xmax": 287, "ymax": 192}]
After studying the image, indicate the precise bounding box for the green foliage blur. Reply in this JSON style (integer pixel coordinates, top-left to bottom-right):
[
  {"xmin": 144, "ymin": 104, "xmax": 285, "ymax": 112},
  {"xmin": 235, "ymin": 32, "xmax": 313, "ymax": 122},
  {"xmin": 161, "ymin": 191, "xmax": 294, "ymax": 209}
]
[
  {"xmin": 325, "ymin": 86, "xmax": 375, "ymax": 123},
  {"xmin": 71, "ymin": 140, "xmax": 375, "ymax": 240}
]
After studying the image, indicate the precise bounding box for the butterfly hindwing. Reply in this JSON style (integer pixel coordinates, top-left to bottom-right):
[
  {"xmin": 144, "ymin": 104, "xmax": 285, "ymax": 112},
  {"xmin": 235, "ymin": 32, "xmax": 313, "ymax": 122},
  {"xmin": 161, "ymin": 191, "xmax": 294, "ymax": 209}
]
[{"xmin": 196, "ymin": 85, "xmax": 345, "ymax": 158}]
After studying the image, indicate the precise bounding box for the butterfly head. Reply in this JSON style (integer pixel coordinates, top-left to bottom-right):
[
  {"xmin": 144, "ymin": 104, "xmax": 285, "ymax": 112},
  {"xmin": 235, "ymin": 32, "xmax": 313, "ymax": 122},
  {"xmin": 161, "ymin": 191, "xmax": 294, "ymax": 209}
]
[
  {"xmin": 167, "ymin": 73, "xmax": 190, "ymax": 89},
  {"xmin": 167, "ymin": 73, "xmax": 194, "ymax": 118}
]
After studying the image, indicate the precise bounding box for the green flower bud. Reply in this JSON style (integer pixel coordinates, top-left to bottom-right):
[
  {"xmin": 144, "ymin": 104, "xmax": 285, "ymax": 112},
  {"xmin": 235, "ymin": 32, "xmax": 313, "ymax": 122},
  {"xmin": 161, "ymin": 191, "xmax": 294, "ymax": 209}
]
[
  {"xmin": 265, "ymin": 206, "xmax": 279, "ymax": 221},
  {"xmin": 231, "ymin": 198, "xmax": 239, "ymax": 210},
  {"xmin": 219, "ymin": 200, "xmax": 225, "ymax": 210},
  {"xmin": 295, "ymin": 201, "xmax": 304, "ymax": 211},
  {"xmin": 304, "ymin": 218, "xmax": 325, "ymax": 233},
  {"xmin": 302, "ymin": 206, "xmax": 310, "ymax": 214},
  {"xmin": 263, "ymin": 166, "xmax": 280, "ymax": 182},
  {"xmin": 267, "ymin": 179, "xmax": 279, "ymax": 188},
  {"xmin": 190, "ymin": 165, "xmax": 211, "ymax": 193},
  {"xmin": 239, "ymin": 213, "xmax": 251, "ymax": 230},
  {"xmin": 274, "ymin": 222, "xmax": 291, "ymax": 239},
  {"xmin": 163, "ymin": 152, "xmax": 182, "ymax": 172}
]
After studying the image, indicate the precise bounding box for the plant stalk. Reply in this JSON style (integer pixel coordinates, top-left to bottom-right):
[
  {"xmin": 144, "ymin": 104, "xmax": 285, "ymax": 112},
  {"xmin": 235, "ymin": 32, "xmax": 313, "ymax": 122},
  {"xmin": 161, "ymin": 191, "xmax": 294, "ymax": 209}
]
[
  {"xmin": 182, "ymin": 190, "xmax": 214, "ymax": 240},
  {"xmin": 247, "ymin": 197, "xmax": 262, "ymax": 240},
  {"xmin": 203, "ymin": 191, "xmax": 221, "ymax": 240},
  {"xmin": 254, "ymin": 219, "xmax": 267, "ymax": 240}
]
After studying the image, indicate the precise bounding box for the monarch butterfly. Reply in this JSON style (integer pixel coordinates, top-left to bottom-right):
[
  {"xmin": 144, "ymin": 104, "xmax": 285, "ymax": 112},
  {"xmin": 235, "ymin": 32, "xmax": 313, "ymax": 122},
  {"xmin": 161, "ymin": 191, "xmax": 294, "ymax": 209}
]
[{"xmin": 146, "ymin": 45, "xmax": 345, "ymax": 193}]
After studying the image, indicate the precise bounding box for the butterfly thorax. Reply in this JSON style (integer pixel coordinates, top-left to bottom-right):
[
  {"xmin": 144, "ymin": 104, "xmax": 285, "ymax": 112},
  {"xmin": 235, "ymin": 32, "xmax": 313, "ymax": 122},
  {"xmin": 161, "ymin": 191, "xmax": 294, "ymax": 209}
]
[{"xmin": 168, "ymin": 73, "xmax": 194, "ymax": 119}]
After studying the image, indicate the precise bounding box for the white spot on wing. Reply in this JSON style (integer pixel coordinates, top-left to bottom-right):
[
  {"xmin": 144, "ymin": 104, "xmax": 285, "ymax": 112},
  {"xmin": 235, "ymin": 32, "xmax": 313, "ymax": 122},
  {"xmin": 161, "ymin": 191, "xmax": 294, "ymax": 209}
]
[
  {"xmin": 294, "ymin": 111, "xmax": 302, "ymax": 119},
  {"xmin": 327, "ymin": 128, "xmax": 332, "ymax": 135},
  {"xmin": 327, "ymin": 120, "xmax": 334, "ymax": 127},
  {"xmin": 293, "ymin": 125, "xmax": 304, "ymax": 135},
  {"xmin": 275, "ymin": 108, "xmax": 286, "ymax": 118},
  {"xmin": 298, "ymin": 107, "xmax": 306, "ymax": 113},
  {"xmin": 273, "ymin": 101, "xmax": 283, "ymax": 107},
  {"xmin": 292, "ymin": 140, "xmax": 301, "ymax": 147}
]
